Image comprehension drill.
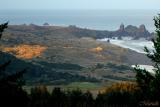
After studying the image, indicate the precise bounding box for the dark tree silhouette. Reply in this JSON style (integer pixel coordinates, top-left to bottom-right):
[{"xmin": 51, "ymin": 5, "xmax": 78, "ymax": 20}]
[
  {"xmin": 0, "ymin": 22, "xmax": 29, "ymax": 107},
  {"xmin": 30, "ymin": 86, "xmax": 50, "ymax": 107},
  {"xmin": 49, "ymin": 87, "xmax": 67, "ymax": 107},
  {"xmin": 0, "ymin": 22, "xmax": 8, "ymax": 38}
]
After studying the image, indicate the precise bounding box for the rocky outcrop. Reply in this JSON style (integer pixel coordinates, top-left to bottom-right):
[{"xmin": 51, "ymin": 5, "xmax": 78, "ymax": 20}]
[
  {"xmin": 108, "ymin": 24, "xmax": 153, "ymax": 40},
  {"xmin": 43, "ymin": 23, "xmax": 49, "ymax": 26},
  {"xmin": 119, "ymin": 23, "xmax": 125, "ymax": 31},
  {"xmin": 139, "ymin": 24, "xmax": 146, "ymax": 32}
]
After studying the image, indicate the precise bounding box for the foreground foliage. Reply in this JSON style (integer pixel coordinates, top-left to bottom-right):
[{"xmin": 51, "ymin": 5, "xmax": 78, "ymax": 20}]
[{"xmin": 134, "ymin": 14, "xmax": 160, "ymax": 103}]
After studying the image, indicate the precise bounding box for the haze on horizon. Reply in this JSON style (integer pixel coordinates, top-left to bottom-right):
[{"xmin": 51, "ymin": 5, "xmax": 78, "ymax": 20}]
[{"xmin": 0, "ymin": 0, "xmax": 160, "ymax": 10}]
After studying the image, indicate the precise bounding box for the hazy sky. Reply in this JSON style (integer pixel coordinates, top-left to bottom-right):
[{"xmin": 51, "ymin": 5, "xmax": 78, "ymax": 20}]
[{"xmin": 0, "ymin": 0, "xmax": 160, "ymax": 10}]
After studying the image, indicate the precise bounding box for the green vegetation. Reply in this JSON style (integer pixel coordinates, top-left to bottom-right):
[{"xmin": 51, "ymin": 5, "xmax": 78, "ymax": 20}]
[
  {"xmin": 39, "ymin": 61, "xmax": 84, "ymax": 70},
  {"xmin": 103, "ymin": 75, "xmax": 131, "ymax": 81},
  {"xmin": 66, "ymin": 82, "xmax": 100, "ymax": 90},
  {"xmin": 95, "ymin": 62, "xmax": 132, "ymax": 71},
  {"xmin": 23, "ymin": 82, "xmax": 101, "ymax": 94}
]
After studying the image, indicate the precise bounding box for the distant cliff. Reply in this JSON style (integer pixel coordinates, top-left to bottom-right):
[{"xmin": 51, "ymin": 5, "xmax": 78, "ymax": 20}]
[{"xmin": 6, "ymin": 24, "xmax": 154, "ymax": 40}]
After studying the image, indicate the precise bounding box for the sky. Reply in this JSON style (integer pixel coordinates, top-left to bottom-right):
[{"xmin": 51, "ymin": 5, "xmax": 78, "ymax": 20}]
[{"xmin": 0, "ymin": 0, "xmax": 160, "ymax": 10}]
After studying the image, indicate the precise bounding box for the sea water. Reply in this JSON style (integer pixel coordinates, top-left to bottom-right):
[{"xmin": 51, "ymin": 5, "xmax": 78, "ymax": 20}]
[{"xmin": 0, "ymin": 9, "xmax": 159, "ymax": 32}]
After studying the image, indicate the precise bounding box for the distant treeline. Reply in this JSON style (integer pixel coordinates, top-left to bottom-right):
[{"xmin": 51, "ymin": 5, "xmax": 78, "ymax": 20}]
[{"xmin": 26, "ymin": 82, "xmax": 142, "ymax": 107}]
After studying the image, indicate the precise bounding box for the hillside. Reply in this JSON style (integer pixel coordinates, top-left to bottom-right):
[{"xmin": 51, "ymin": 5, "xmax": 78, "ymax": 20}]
[
  {"xmin": 3, "ymin": 24, "xmax": 153, "ymax": 40},
  {"xmin": 0, "ymin": 24, "xmax": 152, "ymax": 86}
]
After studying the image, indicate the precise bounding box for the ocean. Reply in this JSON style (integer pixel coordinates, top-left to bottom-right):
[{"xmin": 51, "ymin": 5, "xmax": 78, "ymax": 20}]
[{"xmin": 0, "ymin": 9, "xmax": 159, "ymax": 32}]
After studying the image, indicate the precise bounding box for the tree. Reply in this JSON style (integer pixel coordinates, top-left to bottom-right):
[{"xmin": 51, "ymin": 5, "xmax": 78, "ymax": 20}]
[
  {"xmin": 49, "ymin": 87, "xmax": 67, "ymax": 107},
  {"xmin": 0, "ymin": 22, "xmax": 8, "ymax": 38},
  {"xmin": 0, "ymin": 22, "xmax": 28, "ymax": 107},
  {"xmin": 134, "ymin": 14, "xmax": 160, "ymax": 102},
  {"xmin": 30, "ymin": 86, "xmax": 50, "ymax": 107}
]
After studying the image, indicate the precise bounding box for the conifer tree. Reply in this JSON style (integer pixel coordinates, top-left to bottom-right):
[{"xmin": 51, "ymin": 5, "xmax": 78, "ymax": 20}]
[{"xmin": 134, "ymin": 14, "xmax": 160, "ymax": 101}]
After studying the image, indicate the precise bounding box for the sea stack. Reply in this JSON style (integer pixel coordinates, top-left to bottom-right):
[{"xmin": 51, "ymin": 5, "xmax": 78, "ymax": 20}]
[
  {"xmin": 139, "ymin": 24, "xmax": 146, "ymax": 32},
  {"xmin": 119, "ymin": 23, "xmax": 125, "ymax": 31}
]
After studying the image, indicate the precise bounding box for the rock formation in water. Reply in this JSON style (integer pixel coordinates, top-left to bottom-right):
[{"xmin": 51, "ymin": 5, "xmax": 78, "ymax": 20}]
[{"xmin": 107, "ymin": 24, "xmax": 153, "ymax": 40}]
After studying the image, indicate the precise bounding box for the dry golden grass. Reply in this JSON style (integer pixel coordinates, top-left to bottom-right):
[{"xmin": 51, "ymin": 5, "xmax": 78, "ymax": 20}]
[
  {"xmin": 2, "ymin": 44, "xmax": 47, "ymax": 59},
  {"xmin": 90, "ymin": 46, "xmax": 103, "ymax": 52}
]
